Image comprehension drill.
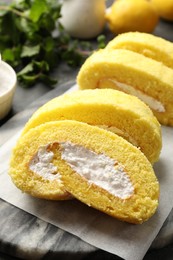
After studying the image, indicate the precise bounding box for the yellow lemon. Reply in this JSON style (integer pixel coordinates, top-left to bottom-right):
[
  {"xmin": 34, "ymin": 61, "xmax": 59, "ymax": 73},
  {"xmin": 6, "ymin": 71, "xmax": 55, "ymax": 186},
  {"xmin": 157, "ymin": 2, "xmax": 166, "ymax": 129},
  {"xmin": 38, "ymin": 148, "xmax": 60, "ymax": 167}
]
[
  {"xmin": 106, "ymin": 0, "xmax": 159, "ymax": 34},
  {"xmin": 151, "ymin": 0, "xmax": 173, "ymax": 21}
]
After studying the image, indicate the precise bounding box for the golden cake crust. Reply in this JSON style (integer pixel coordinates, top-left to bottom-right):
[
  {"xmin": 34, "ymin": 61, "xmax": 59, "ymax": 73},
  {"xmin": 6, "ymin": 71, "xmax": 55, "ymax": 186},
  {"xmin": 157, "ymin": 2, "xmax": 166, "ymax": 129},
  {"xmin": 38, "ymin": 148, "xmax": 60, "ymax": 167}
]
[
  {"xmin": 106, "ymin": 32, "xmax": 173, "ymax": 69},
  {"xmin": 21, "ymin": 89, "xmax": 162, "ymax": 163}
]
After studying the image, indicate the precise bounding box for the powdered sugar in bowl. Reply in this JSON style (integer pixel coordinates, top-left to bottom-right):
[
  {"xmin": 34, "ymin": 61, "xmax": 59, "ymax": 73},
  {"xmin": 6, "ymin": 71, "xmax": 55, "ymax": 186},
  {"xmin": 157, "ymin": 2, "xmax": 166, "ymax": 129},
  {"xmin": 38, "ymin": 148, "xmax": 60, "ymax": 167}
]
[{"xmin": 0, "ymin": 59, "xmax": 17, "ymax": 120}]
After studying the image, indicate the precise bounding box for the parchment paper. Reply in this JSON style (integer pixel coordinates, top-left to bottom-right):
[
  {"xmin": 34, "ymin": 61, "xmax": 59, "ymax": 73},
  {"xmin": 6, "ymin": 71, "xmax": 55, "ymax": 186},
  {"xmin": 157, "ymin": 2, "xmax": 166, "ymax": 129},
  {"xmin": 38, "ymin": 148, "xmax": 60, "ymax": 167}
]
[{"xmin": 0, "ymin": 85, "xmax": 173, "ymax": 260}]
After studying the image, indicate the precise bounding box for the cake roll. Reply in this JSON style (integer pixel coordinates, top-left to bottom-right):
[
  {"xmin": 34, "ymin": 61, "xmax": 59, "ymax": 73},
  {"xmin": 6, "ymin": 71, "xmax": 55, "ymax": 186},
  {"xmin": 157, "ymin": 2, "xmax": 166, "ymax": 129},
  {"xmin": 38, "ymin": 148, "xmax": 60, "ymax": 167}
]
[
  {"xmin": 77, "ymin": 49, "xmax": 173, "ymax": 126},
  {"xmin": 21, "ymin": 89, "xmax": 161, "ymax": 164},
  {"xmin": 106, "ymin": 32, "xmax": 173, "ymax": 69},
  {"xmin": 9, "ymin": 120, "xmax": 159, "ymax": 223}
]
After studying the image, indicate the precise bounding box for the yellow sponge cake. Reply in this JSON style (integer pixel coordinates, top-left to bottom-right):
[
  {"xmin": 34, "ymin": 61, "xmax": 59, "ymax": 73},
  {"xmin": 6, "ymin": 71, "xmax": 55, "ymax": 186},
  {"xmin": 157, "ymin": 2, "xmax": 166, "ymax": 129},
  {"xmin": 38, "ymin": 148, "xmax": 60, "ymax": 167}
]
[
  {"xmin": 9, "ymin": 120, "xmax": 159, "ymax": 224},
  {"xmin": 106, "ymin": 32, "xmax": 173, "ymax": 69},
  {"xmin": 21, "ymin": 89, "xmax": 162, "ymax": 164},
  {"xmin": 77, "ymin": 49, "xmax": 173, "ymax": 126},
  {"xmin": 9, "ymin": 123, "xmax": 72, "ymax": 200}
]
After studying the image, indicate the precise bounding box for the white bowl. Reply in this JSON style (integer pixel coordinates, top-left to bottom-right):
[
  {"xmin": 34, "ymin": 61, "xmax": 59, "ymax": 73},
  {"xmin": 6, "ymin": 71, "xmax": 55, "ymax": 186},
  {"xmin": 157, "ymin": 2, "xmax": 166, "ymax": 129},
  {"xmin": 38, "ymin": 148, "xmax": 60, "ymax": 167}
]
[{"xmin": 0, "ymin": 61, "xmax": 17, "ymax": 120}]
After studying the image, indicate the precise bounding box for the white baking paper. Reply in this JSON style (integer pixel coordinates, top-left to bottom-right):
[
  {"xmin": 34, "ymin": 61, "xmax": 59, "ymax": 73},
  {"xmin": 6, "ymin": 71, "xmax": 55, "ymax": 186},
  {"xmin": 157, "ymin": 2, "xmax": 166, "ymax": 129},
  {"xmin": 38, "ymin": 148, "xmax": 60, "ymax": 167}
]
[{"xmin": 0, "ymin": 85, "xmax": 173, "ymax": 260}]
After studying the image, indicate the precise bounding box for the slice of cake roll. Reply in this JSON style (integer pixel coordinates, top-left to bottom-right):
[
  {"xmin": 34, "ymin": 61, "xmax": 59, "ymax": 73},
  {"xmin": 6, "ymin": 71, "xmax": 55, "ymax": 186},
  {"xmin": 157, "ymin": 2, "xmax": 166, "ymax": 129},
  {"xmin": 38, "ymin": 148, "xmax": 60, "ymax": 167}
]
[
  {"xmin": 106, "ymin": 32, "xmax": 173, "ymax": 69},
  {"xmin": 21, "ymin": 89, "xmax": 161, "ymax": 164},
  {"xmin": 77, "ymin": 49, "xmax": 173, "ymax": 126},
  {"xmin": 9, "ymin": 120, "xmax": 159, "ymax": 223}
]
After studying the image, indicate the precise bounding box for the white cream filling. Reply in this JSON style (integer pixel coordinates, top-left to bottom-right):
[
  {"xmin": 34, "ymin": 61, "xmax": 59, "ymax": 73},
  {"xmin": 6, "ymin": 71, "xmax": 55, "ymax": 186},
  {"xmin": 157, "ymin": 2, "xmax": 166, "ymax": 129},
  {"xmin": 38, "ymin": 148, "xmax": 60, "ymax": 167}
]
[
  {"xmin": 60, "ymin": 141, "xmax": 134, "ymax": 199},
  {"xmin": 29, "ymin": 146, "xmax": 60, "ymax": 181},
  {"xmin": 108, "ymin": 79, "xmax": 165, "ymax": 113}
]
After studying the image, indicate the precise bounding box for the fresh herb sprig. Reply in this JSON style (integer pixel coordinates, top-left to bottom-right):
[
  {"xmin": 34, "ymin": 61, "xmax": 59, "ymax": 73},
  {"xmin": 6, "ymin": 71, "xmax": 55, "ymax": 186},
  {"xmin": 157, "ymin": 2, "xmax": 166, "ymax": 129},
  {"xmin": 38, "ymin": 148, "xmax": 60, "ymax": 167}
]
[{"xmin": 0, "ymin": 0, "xmax": 106, "ymax": 87}]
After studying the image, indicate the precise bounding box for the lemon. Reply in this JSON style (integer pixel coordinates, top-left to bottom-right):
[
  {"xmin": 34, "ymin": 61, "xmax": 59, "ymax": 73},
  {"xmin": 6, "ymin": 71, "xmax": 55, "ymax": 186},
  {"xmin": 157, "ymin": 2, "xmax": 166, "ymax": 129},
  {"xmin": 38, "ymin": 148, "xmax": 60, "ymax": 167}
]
[
  {"xmin": 106, "ymin": 0, "xmax": 159, "ymax": 34},
  {"xmin": 151, "ymin": 0, "xmax": 173, "ymax": 21}
]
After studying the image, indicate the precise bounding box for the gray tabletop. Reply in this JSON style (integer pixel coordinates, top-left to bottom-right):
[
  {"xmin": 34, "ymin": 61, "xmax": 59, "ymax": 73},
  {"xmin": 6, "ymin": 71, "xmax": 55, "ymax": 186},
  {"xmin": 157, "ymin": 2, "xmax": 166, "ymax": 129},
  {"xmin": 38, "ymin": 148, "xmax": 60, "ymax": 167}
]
[{"xmin": 1, "ymin": 16, "xmax": 173, "ymax": 260}]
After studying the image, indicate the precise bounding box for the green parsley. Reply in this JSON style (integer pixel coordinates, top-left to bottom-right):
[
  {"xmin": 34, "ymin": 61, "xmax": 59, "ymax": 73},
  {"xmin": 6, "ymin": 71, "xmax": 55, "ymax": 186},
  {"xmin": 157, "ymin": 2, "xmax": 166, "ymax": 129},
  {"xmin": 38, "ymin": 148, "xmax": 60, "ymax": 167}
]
[{"xmin": 0, "ymin": 0, "xmax": 106, "ymax": 87}]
